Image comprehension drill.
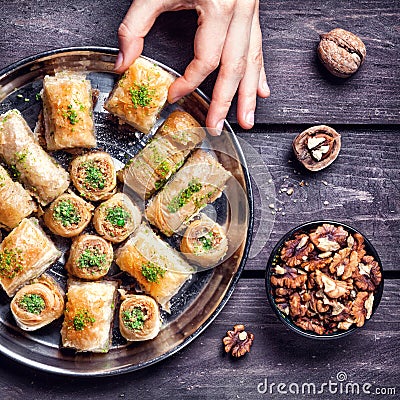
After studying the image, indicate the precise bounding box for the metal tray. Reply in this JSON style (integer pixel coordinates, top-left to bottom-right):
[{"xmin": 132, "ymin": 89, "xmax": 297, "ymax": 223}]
[{"xmin": 0, "ymin": 47, "xmax": 253, "ymax": 376}]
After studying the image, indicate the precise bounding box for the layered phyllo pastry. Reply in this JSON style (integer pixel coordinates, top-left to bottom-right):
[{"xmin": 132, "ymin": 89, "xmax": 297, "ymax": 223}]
[
  {"xmin": 0, "ymin": 164, "xmax": 36, "ymax": 229},
  {"xmin": 0, "ymin": 110, "xmax": 70, "ymax": 205},
  {"xmin": 70, "ymin": 151, "xmax": 117, "ymax": 201},
  {"xmin": 43, "ymin": 191, "xmax": 94, "ymax": 237},
  {"xmin": 105, "ymin": 57, "xmax": 174, "ymax": 133},
  {"xmin": 119, "ymin": 110, "xmax": 205, "ymax": 199},
  {"xmin": 42, "ymin": 72, "xmax": 96, "ymax": 151},
  {"xmin": 119, "ymin": 291, "xmax": 161, "ymax": 341},
  {"xmin": 61, "ymin": 279, "xmax": 118, "ymax": 353},
  {"xmin": 145, "ymin": 150, "xmax": 232, "ymax": 236},
  {"xmin": 180, "ymin": 214, "xmax": 228, "ymax": 267},
  {"xmin": 65, "ymin": 234, "xmax": 113, "ymax": 280},
  {"xmin": 115, "ymin": 223, "xmax": 193, "ymax": 311},
  {"xmin": 0, "ymin": 218, "xmax": 61, "ymax": 297},
  {"xmin": 93, "ymin": 193, "xmax": 141, "ymax": 243},
  {"xmin": 10, "ymin": 274, "xmax": 64, "ymax": 331}
]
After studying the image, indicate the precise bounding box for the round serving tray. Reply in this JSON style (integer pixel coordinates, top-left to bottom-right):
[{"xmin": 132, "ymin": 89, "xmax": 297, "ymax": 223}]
[{"xmin": 0, "ymin": 47, "xmax": 253, "ymax": 376}]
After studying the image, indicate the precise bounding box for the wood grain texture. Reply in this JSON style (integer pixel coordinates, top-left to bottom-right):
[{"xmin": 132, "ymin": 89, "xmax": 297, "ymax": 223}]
[
  {"xmin": 256, "ymin": 0, "xmax": 400, "ymax": 124},
  {"xmin": 0, "ymin": 278, "xmax": 398, "ymax": 399},
  {"xmin": 1, "ymin": 0, "xmax": 399, "ymax": 124}
]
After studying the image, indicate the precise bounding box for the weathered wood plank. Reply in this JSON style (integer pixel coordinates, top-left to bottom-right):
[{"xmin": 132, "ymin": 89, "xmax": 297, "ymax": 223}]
[
  {"xmin": 0, "ymin": 279, "xmax": 398, "ymax": 399},
  {"xmin": 254, "ymin": 0, "xmax": 400, "ymax": 124},
  {"xmin": 1, "ymin": 0, "xmax": 399, "ymax": 124},
  {"xmin": 236, "ymin": 126, "xmax": 400, "ymax": 271}
]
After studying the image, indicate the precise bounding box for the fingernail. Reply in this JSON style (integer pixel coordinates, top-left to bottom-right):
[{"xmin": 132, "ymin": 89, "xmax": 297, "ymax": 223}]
[
  {"xmin": 169, "ymin": 95, "xmax": 181, "ymax": 104},
  {"xmin": 246, "ymin": 110, "xmax": 254, "ymax": 126},
  {"xmin": 215, "ymin": 119, "xmax": 225, "ymax": 135},
  {"xmin": 263, "ymin": 80, "xmax": 270, "ymax": 95},
  {"xmin": 114, "ymin": 52, "xmax": 123, "ymax": 71}
]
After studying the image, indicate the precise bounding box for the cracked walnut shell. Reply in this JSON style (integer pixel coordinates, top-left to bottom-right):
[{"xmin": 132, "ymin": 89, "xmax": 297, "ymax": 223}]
[
  {"xmin": 223, "ymin": 324, "xmax": 254, "ymax": 357},
  {"xmin": 293, "ymin": 125, "xmax": 341, "ymax": 171}
]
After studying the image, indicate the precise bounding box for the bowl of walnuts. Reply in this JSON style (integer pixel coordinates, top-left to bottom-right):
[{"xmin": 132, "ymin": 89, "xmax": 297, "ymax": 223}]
[{"xmin": 265, "ymin": 221, "xmax": 384, "ymax": 339}]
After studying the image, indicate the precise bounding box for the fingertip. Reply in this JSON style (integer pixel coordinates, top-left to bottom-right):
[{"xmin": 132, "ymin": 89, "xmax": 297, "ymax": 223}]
[
  {"xmin": 115, "ymin": 25, "xmax": 144, "ymax": 73},
  {"xmin": 205, "ymin": 116, "xmax": 225, "ymax": 136},
  {"xmin": 168, "ymin": 77, "xmax": 191, "ymax": 104},
  {"xmin": 113, "ymin": 51, "xmax": 124, "ymax": 72},
  {"xmin": 257, "ymin": 80, "xmax": 271, "ymax": 98},
  {"xmin": 239, "ymin": 110, "xmax": 255, "ymax": 130}
]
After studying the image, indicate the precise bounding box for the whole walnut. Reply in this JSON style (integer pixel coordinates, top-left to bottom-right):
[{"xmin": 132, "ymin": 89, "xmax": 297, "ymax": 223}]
[{"xmin": 318, "ymin": 28, "xmax": 366, "ymax": 78}]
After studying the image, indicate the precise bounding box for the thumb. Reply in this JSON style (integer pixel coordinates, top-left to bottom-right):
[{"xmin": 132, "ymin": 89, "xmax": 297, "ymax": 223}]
[{"xmin": 114, "ymin": 0, "xmax": 162, "ymax": 73}]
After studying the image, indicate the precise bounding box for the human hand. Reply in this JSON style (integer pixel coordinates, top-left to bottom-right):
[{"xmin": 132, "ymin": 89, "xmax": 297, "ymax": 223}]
[{"xmin": 114, "ymin": 0, "xmax": 270, "ymax": 134}]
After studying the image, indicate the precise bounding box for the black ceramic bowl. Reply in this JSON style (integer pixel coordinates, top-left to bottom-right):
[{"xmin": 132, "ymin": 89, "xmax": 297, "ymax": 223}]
[{"xmin": 265, "ymin": 220, "xmax": 384, "ymax": 339}]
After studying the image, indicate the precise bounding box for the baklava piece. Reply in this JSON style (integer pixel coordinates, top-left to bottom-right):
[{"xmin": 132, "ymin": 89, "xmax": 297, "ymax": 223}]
[
  {"xmin": 105, "ymin": 57, "xmax": 174, "ymax": 134},
  {"xmin": 61, "ymin": 279, "xmax": 118, "ymax": 353},
  {"xmin": 42, "ymin": 72, "xmax": 96, "ymax": 150}
]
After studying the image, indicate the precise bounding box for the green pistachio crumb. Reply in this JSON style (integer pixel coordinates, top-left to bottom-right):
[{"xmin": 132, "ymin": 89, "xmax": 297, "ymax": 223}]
[
  {"xmin": 167, "ymin": 179, "xmax": 202, "ymax": 213},
  {"xmin": 72, "ymin": 309, "xmax": 95, "ymax": 331},
  {"xmin": 106, "ymin": 206, "xmax": 131, "ymax": 227},
  {"xmin": 122, "ymin": 307, "xmax": 145, "ymax": 331},
  {"xmin": 10, "ymin": 164, "xmax": 20, "ymax": 180},
  {"xmin": 82, "ymin": 161, "xmax": 106, "ymax": 190},
  {"xmin": 78, "ymin": 248, "xmax": 107, "ymax": 271},
  {"xmin": 53, "ymin": 199, "xmax": 81, "ymax": 227},
  {"xmin": 128, "ymin": 83, "xmax": 155, "ymax": 108},
  {"xmin": 18, "ymin": 294, "xmax": 45, "ymax": 314},
  {"xmin": 63, "ymin": 104, "xmax": 79, "ymax": 125},
  {"xmin": 0, "ymin": 248, "xmax": 24, "ymax": 279},
  {"xmin": 141, "ymin": 261, "xmax": 166, "ymax": 283}
]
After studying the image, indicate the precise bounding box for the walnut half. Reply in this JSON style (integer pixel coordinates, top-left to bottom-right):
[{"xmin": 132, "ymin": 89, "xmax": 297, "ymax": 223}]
[
  {"xmin": 223, "ymin": 324, "xmax": 254, "ymax": 358},
  {"xmin": 292, "ymin": 125, "xmax": 341, "ymax": 171}
]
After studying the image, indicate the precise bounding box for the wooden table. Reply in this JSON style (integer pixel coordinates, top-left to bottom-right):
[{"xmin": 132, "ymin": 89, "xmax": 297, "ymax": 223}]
[{"xmin": 0, "ymin": 1, "xmax": 399, "ymax": 398}]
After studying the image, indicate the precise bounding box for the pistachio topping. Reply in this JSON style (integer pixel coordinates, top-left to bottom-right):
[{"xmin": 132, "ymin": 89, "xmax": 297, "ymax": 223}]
[
  {"xmin": 63, "ymin": 104, "xmax": 79, "ymax": 125},
  {"xmin": 0, "ymin": 248, "xmax": 24, "ymax": 279},
  {"xmin": 53, "ymin": 199, "xmax": 81, "ymax": 227},
  {"xmin": 106, "ymin": 206, "xmax": 131, "ymax": 228},
  {"xmin": 141, "ymin": 261, "xmax": 166, "ymax": 283},
  {"xmin": 18, "ymin": 294, "xmax": 46, "ymax": 315},
  {"xmin": 72, "ymin": 309, "xmax": 96, "ymax": 331},
  {"xmin": 167, "ymin": 179, "xmax": 202, "ymax": 213},
  {"xmin": 129, "ymin": 83, "xmax": 155, "ymax": 108},
  {"xmin": 82, "ymin": 161, "xmax": 105, "ymax": 190},
  {"xmin": 122, "ymin": 307, "xmax": 146, "ymax": 331},
  {"xmin": 78, "ymin": 248, "xmax": 107, "ymax": 271}
]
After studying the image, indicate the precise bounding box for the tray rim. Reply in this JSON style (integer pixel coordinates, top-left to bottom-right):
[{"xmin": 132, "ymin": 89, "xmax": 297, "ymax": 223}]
[{"xmin": 0, "ymin": 46, "xmax": 254, "ymax": 377}]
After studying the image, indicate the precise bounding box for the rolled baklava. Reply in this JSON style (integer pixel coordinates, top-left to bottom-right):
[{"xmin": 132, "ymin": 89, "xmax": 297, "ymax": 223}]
[
  {"xmin": 0, "ymin": 109, "xmax": 70, "ymax": 205},
  {"xmin": 105, "ymin": 57, "xmax": 174, "ymax": 134},
  {"xmin": 61, "ymin": 279, "xmax": 118, "ymax": 353},
  {"xmin": 145, "ymin": 150, "xmax": 232, "ymax": 236},
  {"xmin": 115, "ymin": 223, "xmax": 193, "ymax": 311},
  {"xmin": 93, "ymin": 193, "xmax": 141, "ymax": 243},
  {"xmin": 10, "ymin": 274, "xmax": 64, "ymax": 331},
  {"xmin": 70, "ymin": 151, "xmax": 117, "ymax": 201},
  {"xmin": 0, "ymin": 165, "xmax": 36, "ymax": 229},
  {"xmin": 119, "ymin": 110, "xmax": 205, "ymax": 199},
  {"xmin": 0, "ymin": 218, "xmax": 61, "ymax": 297},
  {"xmin": 180, "ymin": 214, "xmax": 228, "ymax": 267},
  {"xmin": 119, "ymin": 292, "xmax": 161, "ymax": 341},
  {"xmin": 43, "ymin": 191, "xmax": 93, "ymax": 237},
  {"xmin": 65, "ymin": 234, "xmax": 113, "ymax": 280},
  {"xmin": 42, "ymin": 72, "xmax": 96, "ymax": 151}
]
